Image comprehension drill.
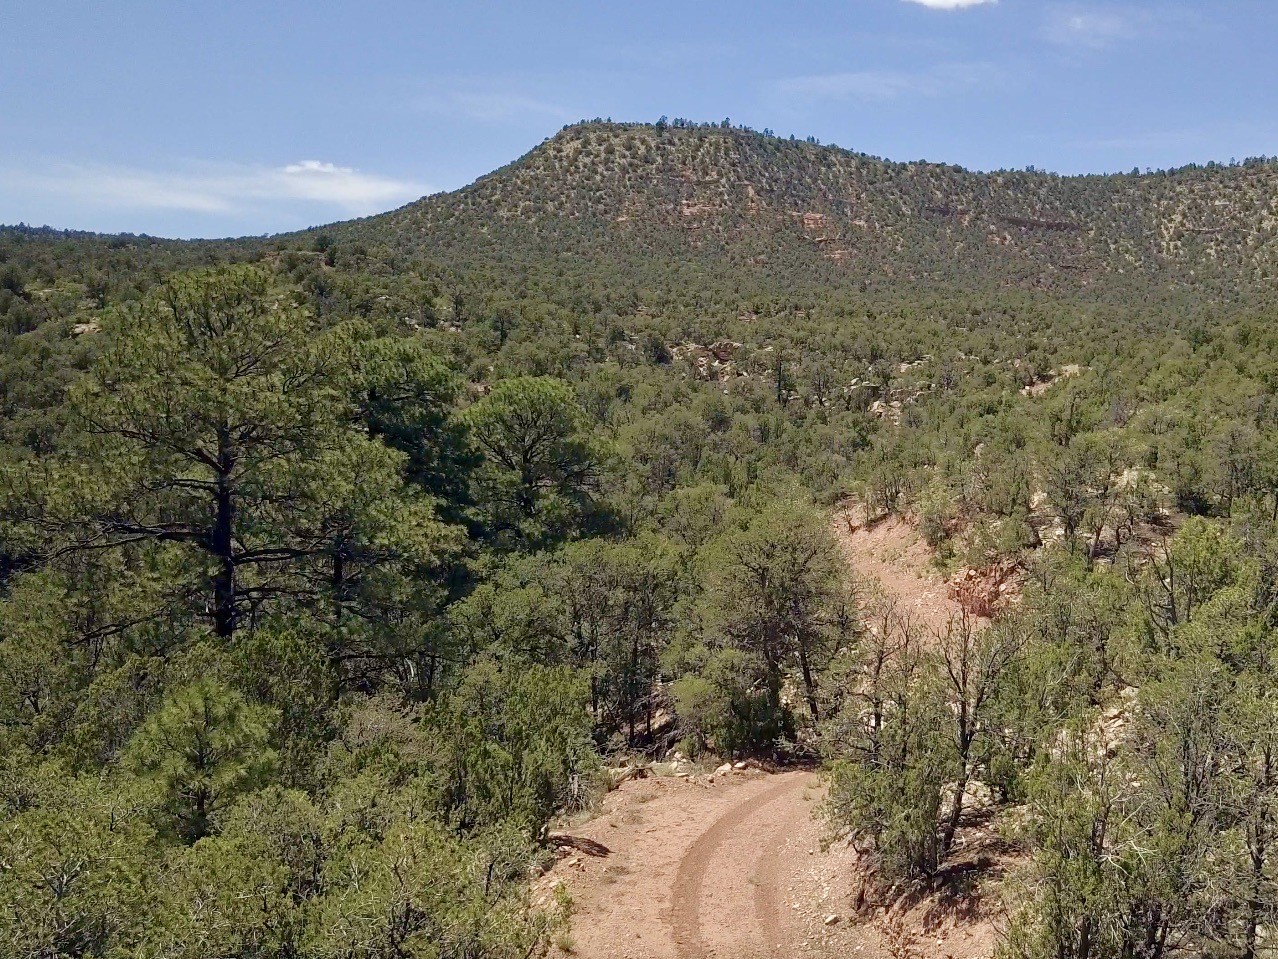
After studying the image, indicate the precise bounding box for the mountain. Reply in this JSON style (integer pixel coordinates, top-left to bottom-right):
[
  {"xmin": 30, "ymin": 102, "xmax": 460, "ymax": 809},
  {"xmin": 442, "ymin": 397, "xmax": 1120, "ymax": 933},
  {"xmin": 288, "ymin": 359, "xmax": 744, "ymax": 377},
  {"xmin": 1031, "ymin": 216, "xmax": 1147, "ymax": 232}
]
[
  {"xmin": 327, "ymin": 120, "xmax": 1278, "ymax": 298},
  {"xmin": 6, "ymin": 120, "xmax": 1278, "ymax": 318}
]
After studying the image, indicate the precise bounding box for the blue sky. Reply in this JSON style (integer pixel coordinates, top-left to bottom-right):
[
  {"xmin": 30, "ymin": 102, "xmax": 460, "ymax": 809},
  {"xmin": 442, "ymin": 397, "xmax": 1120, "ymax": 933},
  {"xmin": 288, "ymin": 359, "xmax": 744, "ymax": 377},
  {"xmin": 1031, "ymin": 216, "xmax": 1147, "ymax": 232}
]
[{"xmin": 3, "ymin": 0, "xmax": 1275, "ymax": 238}]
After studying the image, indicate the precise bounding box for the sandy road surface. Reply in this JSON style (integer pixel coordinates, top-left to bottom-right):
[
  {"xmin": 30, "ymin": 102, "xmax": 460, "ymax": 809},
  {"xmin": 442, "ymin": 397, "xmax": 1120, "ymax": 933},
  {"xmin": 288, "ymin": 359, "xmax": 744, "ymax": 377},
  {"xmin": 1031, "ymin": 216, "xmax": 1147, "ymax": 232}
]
[
  {"xmin": 831, "ymin": 506, "xmax": 970, "ymax": 634},
  {"xmin": 669, "ymin": 771, "xmax": 816, "ymax": 958},
  {"xmin": 542, "ymin": 765, "xmax": 997, "ymax": 959},
  {"xmin": 543, "ymin": 768, "xmax": 861, "ymax": 959}
]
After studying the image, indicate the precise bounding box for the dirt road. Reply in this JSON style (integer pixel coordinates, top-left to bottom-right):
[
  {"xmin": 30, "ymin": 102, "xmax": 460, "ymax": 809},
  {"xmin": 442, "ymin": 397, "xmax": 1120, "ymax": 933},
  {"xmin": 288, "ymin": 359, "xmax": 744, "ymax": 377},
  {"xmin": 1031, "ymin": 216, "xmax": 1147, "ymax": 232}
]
[
  {"xmin": 831, "ymin": 506, "xmax": 970, "ymax": 634},
  {"xmin": 669, "ymin": 771, "xmax": 819, "ymax": 958},
  {"xmin": 542, "ymin": 768, "xmax": 861, "ymax": 959},
  {"xmin": 542, "ymin": 764, "xmax": 997, "ymax": 959},
  {"xmin": 540, "ymin": 511, "xmax": 997, "ymax": 959}
]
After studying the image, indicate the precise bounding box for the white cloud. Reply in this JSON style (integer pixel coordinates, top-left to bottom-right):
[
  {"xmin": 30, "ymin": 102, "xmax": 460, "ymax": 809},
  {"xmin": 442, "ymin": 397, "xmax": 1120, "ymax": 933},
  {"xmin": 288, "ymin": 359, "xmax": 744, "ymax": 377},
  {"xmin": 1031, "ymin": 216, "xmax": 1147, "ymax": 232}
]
[
  {"xmin": 3, "ymin": 159, "xmax": 429, "ymax": 218},
  {"xmin": 777, "ymin": 63, "xmax": 996, "ymax": 102},
  {"xmin": 901, "ymin": 0, "xmax": 996, "ymax": 9},
  {"xmin": 271, "ymin": 160, "xmax": 426, "ymax": 209}
]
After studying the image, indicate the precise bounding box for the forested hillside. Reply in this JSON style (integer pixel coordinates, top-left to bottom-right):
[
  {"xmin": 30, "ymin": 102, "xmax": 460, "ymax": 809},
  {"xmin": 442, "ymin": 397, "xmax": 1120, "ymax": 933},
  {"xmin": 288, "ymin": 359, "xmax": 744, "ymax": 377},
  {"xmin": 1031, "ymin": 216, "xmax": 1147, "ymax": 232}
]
[
  {"xmin": 345, "ymin": 120, "xmax": 1278, "ymax": 296},
  {"xmin": 3, "ymin": 121, "xmax": 1278, "ymax": 958}
]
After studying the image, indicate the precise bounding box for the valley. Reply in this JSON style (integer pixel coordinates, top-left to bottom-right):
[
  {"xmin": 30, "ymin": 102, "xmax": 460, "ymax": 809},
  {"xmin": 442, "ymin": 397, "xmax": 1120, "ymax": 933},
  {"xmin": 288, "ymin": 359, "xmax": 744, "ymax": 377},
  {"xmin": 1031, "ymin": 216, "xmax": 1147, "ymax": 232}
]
[{"xmin": 3, "ymin": 119, "xmax": 1278, "ymax": 959}]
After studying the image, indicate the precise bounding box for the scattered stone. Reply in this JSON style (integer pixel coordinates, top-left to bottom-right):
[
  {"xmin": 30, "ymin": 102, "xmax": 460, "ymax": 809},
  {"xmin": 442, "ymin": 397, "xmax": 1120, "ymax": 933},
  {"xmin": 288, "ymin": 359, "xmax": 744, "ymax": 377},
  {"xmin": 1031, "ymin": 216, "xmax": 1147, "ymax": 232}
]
[{"xmin": 824, "ymin": 914, "xmax": 841, "ymax": 926}]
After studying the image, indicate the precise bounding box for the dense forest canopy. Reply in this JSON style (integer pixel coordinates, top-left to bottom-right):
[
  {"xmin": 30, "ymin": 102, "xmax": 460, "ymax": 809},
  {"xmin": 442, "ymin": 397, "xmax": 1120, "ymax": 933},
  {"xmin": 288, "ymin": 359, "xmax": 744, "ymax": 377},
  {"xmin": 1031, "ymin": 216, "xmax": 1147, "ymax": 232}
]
[{"xmin": 3, "ymin": 121, "xmax": 1278, "ymax": 958}]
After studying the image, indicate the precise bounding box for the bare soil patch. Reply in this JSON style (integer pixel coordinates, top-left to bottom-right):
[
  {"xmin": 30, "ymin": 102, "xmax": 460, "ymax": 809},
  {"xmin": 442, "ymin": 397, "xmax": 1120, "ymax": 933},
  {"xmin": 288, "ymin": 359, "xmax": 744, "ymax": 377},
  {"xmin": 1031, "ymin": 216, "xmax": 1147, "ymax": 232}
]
[
  {"xmin": 831, "ymin": 505, "xmax": 969, "ymax": 635},
  {"xmin": 539, "ymin": 769, "xmax": 824, "ymax": 959}
]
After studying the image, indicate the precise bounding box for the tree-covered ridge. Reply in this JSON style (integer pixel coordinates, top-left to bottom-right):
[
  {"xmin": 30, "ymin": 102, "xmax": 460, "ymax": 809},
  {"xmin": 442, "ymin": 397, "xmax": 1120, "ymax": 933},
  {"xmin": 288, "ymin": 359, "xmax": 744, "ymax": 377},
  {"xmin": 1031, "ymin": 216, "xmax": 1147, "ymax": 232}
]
[{"xmin": 341, "ymin": 121, "xmax": 1278, "ymax": 294}]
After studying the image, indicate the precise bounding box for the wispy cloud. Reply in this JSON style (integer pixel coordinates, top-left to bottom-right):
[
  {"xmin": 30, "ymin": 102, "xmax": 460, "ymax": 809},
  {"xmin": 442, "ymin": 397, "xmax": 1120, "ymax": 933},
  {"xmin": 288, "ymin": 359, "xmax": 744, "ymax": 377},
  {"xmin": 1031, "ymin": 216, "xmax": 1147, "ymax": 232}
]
[
  {"xmin": 1043, "ymin": 9, "xmax": 1137, "ymax": 48},
  {"xmin": 3, "ymin": 159, "xmax": 428, "ymax": 218},
  {"xmin": 1040, "ymin": 5, "xmax": 1199, "ymax": 50},
  {"xmin": 777, "ymin": 62, "xmax": 997, "ymax": 102},
  {"xmin": 902, "ymin": 0, "xmax": 996, "ymax": 8}
]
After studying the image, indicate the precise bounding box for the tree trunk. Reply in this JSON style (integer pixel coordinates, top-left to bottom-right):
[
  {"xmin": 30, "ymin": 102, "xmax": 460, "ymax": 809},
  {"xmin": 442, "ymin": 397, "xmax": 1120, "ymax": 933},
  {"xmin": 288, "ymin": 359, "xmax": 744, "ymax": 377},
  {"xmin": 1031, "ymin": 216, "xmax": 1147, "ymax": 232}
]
[
  {"xmin": 941, "ymin": 768, "xmax": 968, "ymax": 855},
  {"xmin": 798, "ymin": 644, "xmax": 819, "ymax": 720},
  {"xmin": 332, "ymin": 544, "xmax": 346, "ymax": 625},
  {"xmin": 942, "ymin": 719, "xmax": 973, "ymax": 855},
  {"xmin": 212, "ymin": 473, "xmax": 236, "ymax": 639}
]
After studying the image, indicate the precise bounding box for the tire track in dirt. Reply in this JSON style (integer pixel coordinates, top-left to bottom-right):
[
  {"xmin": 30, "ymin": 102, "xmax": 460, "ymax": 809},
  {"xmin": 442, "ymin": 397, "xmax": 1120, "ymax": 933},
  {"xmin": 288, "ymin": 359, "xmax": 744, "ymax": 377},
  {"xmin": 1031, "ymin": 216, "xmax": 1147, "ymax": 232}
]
[
  {"xmin": 669, "ymin": 771, "xmax": 814, "ymax": 958},
  {"xmin": 749, "ymin": 775, "xmax": 816, "ymax": 955}
]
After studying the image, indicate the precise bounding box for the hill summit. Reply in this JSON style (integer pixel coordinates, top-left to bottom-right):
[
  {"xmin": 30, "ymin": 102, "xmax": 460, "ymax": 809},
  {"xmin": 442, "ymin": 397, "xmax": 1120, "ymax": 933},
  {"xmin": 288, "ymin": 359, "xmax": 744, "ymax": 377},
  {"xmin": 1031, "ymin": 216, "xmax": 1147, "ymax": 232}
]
[{"xmin": 335, "ymin": 120, "xmax": 1278, "ymax": 295}]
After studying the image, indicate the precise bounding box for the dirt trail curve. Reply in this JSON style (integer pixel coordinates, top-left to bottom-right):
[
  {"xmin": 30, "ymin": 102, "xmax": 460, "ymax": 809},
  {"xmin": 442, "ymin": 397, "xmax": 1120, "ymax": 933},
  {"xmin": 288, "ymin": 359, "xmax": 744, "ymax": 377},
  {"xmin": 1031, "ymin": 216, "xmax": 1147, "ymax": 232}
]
[
  {"xmin": 541, "ymin": 768, "xmax": 857, "ymax": 959},
  {"xmin": 540, "ymin": 509, "xmax": 995, "ymax": 959},
  {"xmin": 830, "ymin": 504, "xmax": 968, "ymax": 634}
]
